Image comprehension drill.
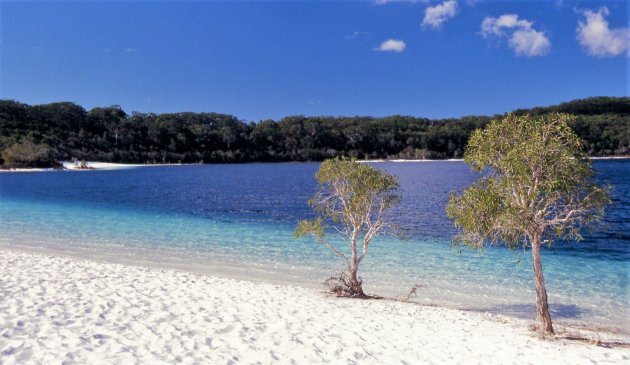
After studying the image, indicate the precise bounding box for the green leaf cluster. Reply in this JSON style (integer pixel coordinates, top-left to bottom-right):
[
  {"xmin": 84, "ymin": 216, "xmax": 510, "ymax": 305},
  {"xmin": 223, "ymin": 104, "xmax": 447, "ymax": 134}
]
[
  {"xmin": 294, "ymin": 158, "xmax": 402, "ymax": 281},
  {"xmin": 1, "ymin": 139, "xmax": 59, "ymax": 168},
  {"xmin": 447, "ymin": 113, "xmax": 611, "ymax": 250},
  {"xmin": 293, "ymin": 217, "xmax": 326, "ymax": 240},
  {"xmin": 310, "ymin": 158, "xmax": 400, "ymax": 224}
]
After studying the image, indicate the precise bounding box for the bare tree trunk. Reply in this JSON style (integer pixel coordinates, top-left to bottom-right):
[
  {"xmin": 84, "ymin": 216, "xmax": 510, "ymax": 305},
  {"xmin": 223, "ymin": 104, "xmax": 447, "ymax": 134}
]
[
  {"xmin": 531, "ymin": 238, "xmax": 554, "ymax": 336},
  {"xmin": 349, "ymin": 231, "xmax": 365, "ymax": 297},
  {"xmin": 349, "ymin": 263, "xmax": 365, "ymax": 297}
]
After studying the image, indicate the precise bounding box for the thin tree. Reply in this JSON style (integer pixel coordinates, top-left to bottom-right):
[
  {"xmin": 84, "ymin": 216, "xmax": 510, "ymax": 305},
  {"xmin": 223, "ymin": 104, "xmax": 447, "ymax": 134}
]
[
  {"xmin": 446, "ymin": 113, "xmax": 610, "ymax": 336},
  {"xmin": 294, "ymin": 158, "xmax": 401, "ymax": 297}
]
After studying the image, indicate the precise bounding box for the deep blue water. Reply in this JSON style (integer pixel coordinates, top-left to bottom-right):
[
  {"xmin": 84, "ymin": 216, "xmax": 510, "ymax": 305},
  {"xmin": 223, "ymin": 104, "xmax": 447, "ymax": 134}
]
[{"xmin": 0, "ymin": 161, "xmax": 628, "ymax": 329}]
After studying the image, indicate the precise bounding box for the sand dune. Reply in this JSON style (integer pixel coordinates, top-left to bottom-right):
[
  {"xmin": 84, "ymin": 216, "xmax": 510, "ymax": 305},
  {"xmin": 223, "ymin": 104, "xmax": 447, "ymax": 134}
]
[{"xmin": 1, "ymin": 249, "xmax": 628, "ymax": 364}]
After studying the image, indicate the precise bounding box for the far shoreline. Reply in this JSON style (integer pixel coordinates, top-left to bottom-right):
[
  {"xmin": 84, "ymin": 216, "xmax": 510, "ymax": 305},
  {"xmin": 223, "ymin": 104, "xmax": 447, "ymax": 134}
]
[{"xmin": 1, "ymin": 155, "xmax": 628, "ymax": 172}]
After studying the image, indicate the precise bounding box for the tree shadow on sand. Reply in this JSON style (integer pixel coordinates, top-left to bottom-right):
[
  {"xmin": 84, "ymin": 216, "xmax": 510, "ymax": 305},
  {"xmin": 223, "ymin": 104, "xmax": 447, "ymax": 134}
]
[
  {"xmin": 469, "ymin": 303, "xmax": 590, "ymax": 320},
  {"xmin": 466, "ymin": 303, "xmax": 630, "ymax": 348}
]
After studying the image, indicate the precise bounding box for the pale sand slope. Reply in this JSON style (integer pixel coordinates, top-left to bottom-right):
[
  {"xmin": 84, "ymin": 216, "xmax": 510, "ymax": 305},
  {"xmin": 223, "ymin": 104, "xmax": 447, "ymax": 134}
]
[
  {"xmin": 0, "ymin": 162, "xmax": 167, "ymax": 173},
  {"xmin": 1, "ymin": 250, "xmax": 628, "ymax": 365},
  {"xmin": 61, "ymin": 162, "xmax": 179, "ymax": 170}
]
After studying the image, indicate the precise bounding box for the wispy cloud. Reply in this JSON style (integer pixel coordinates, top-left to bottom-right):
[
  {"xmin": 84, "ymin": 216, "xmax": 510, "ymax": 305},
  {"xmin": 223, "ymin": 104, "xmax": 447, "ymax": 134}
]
[
  {"xmin": 375, "ymin": 0, "xmax": 428, "ymax": 5},
  {"xmin": 577, "ymin": 7, "xmax": 629, "ymax": 57},
  {"xmin": 422, "ymin": 0, "xmax": 458, "ymax": 30},
  {"xmin": 481, "ymin": 14, "xmax": 550, "ymax": 57},
  {"xmin": 374, "ymin": 39, "xmax": 407, "ymax": 52},
  {"xmin": 346, "ymin": 31, "xmax": 372, "ymax": 41},
  {"xmin": 481, "ymin": 14, "xmax": 532, "ymax": 37},
  {"xmin": 125, "ymin": 47, "xmax": 137, "ymax": 53}
]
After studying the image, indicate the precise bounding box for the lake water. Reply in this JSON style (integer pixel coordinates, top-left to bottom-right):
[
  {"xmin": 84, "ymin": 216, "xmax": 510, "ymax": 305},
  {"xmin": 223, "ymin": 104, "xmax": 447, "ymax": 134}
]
[{"xmin": 0, "ymin": 161, "xmax": 628, "ymax": 330}]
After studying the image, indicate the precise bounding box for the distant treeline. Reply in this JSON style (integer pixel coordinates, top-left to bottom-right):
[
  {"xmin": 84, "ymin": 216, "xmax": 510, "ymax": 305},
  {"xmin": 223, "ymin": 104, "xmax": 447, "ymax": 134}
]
[{"xmin": 0, "ymin": 96, "xmax": 628, "ymax": 168}]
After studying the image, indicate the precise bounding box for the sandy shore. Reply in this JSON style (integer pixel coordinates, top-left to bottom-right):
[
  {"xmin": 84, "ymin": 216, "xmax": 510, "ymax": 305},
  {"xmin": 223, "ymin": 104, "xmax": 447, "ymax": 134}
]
[
  {"xmin": 0, "ymin": 161, "xmax": 183, "ymax": 173},
  {"xmin": 61, "ymin": 161, "xmax": 149, "ymax": 170},
  {"xmin": 1, "ymin": 249, "xmax": 628, "ymax": 364},
  {"xmin": 2, "ymin": 156, "xmax": 627, "ymax": 173},
  {"xmin": 61, "ymin": 161, "xmax": 190, "ymax": 171}
]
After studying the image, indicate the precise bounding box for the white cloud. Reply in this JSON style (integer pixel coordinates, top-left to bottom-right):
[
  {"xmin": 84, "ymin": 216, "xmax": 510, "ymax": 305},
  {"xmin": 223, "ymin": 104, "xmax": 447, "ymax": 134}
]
[
  {"xmin": 374, "ymin": 39, "xmax": 407, "ymax": 52},
  {"xmin": 577, "ymin": 7, "xmax": 630, "ymax": 57},
  {"xmin": 125, "ymin": 47, "xmax": 137, "ymax": 53},
  {"xmin": 375, "ymin": 0, "xmax": 429, "ymax": 5},
  {"xmin": 480, "ymin": 14, "xmax": 550, "ymax": 57},
  {"xmin": 422, "ymin": 0, "xmax": 458, "ymax": 30},
  {"xmin": 509, "ymin": 29, "xmax": 551, "ymax": 57},
  {"xmin": 481, "ymin": 14, "xmax": 532, "ymax": 37}
]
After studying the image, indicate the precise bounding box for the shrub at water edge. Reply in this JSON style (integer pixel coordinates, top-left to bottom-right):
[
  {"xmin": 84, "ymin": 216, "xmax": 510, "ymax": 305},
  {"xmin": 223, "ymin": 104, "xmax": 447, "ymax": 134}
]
[{"xmin": 294, "ymin": 158, "xmax": 402, "ymax": 297}]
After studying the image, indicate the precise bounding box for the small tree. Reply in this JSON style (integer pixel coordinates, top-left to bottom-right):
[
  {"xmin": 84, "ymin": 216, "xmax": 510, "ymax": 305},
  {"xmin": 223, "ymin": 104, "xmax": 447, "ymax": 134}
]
[
  {"xmin": 1, "ymin": 140, "xmax": 59, "ymax": 168},
  {"xmin": 446, "ymin": 113, "xmax": 610, "ymax": 336},
  {"xmin": 294, "ymin": 158, "xmax": 401, "ymax": 297}
]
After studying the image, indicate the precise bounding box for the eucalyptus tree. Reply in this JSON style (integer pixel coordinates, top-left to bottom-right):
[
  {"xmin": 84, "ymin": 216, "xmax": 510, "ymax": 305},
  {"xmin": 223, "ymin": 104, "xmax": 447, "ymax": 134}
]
[
  {"xmin": 294, "ymin": 158, "xmax": 401, "ymax": 297},
  {"xmin": 446, "ymin": 113, "xmax": 610, "ymax": 336}
]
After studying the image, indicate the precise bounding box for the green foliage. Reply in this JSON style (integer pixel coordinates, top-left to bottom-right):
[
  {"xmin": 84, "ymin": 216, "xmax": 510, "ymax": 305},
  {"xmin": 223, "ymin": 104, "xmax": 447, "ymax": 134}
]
[
  {"xmin": 447, "ymin": 113, "xmax": 611, "ymax": 250},
  {"xmin": 294, "ymin": 158, "xmax": 401, "ymax": 296},
  {"xmin": 293, "ymin": 217, "xmax": 326, "ymax": 241},
  {"xmin": 295, "ymin": 158, "xmax": 401, "ymax": 243},
  {"xmin": 0, "ymin": 97, "xmax": 628, "ymax": 166},
  {"xmin": 447, "ymin": 113, "xmax": 612, "ymax": 335},
  {"xmin": 309, "ymin": 158, "xmax": 400, "ymax": 224},
  {"xmin": 1, "ymin": 140, "xmax": 59, "ymax": 168}
]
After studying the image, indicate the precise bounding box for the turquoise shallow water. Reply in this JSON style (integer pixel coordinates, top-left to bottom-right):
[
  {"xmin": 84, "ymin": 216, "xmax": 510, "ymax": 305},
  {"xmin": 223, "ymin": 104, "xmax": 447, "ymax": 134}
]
[{"xmin": 0, "ymin": 161, "xmax": 628, "ymax": 330}]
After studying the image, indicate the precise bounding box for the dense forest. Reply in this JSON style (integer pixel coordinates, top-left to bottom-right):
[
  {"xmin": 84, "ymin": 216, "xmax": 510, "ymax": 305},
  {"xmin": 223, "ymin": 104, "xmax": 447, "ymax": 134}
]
[{"xmin": 0, "ymin": 97, "xmax": 628, "ymax": 168}]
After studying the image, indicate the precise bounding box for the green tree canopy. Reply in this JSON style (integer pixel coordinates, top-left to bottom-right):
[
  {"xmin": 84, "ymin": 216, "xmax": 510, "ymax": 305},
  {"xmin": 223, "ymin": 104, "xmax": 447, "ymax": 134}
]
[
  {"xmin": 1, "ymin": 140, "xmax": 59, "ymax": 169},
  {"xmin": 446, "ymin": 113, "xmax": 611, "ymax": 336},
  {"xmin": 1, "ymin": 97, "xmax": 628, "ymax": 168},
  {"xmin": 294, "ymin": 158, "xmax": 401, "ymax": 297}
]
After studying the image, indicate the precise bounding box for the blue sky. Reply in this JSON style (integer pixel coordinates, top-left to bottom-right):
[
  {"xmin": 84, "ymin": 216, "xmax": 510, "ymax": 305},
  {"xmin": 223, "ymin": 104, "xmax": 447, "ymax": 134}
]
[{"xmin": 1, "ymin": 0, "xmax": 628, "ymax": 121}]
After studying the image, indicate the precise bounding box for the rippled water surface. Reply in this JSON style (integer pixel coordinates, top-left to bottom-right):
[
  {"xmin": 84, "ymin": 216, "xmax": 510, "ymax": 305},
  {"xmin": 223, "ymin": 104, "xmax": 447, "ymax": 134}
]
[{"xmin": 1, "ymin": 161, "xmax": 628, "ymax": 329}]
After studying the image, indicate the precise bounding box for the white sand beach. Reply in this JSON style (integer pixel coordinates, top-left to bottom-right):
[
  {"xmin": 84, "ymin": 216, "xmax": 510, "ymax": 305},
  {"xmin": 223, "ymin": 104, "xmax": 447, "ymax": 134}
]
[
  {"xmin": 61, "ymin": 161, "xmax": 148, "ymax": 170},
  {"xmin": 1, "ymin": 249, "xmax": 628, "ymax": 364},
  {"xmin": 2, "ymin": 157, "xmax": 628, "ymax": 173},
  {"xmin": 61, "ymin": 161, "xmax": 189, "ymax": 171},
  {"xmin": 0, "ymin": 161, "xmax": 184, "ymax": 173}
]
